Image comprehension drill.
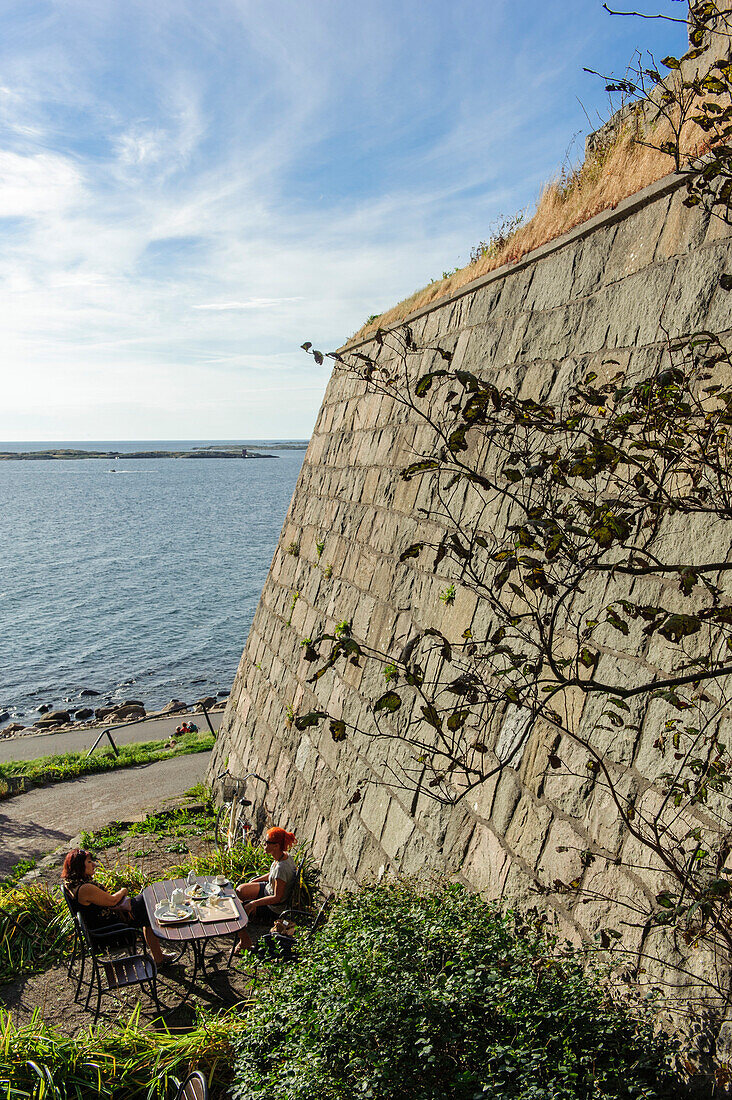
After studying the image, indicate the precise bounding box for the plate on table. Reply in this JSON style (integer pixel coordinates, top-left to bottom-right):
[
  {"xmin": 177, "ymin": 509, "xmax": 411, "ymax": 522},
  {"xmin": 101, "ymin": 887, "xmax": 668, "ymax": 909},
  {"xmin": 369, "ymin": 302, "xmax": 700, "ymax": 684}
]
[
  {"xmin": 184, "ymin": 884, "xmax": 214, "ymax": 900},
  {"xmin": 155, "ymin": 903, "xmax": 196, "ymax": 923}
]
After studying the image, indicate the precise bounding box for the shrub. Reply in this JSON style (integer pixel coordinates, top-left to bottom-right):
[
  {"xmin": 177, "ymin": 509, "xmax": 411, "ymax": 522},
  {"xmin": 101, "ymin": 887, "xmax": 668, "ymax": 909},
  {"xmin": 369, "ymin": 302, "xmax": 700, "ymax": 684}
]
[{"xmin": 231, "ymin": 881, "xmax": 682, "ymax": 1100}]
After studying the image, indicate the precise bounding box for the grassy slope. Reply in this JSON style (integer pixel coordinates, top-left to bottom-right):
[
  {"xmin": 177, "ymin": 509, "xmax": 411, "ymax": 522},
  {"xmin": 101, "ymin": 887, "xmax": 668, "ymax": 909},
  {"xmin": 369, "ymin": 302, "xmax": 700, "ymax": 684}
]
[
  {"xmin": 0, "ymin": 729, "xmax": 214, "ymax": 793},
  {"xmin": 350, "ymin": 115, "xmax": 703, "ymax": 344}
]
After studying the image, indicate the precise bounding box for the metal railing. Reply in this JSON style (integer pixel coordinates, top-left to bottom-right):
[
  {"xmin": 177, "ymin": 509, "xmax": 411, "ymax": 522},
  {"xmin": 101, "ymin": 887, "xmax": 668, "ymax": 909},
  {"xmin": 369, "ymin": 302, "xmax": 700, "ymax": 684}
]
[{"xmin": 86, "ymin": 702, "xmax": 217, "ymax": 758}]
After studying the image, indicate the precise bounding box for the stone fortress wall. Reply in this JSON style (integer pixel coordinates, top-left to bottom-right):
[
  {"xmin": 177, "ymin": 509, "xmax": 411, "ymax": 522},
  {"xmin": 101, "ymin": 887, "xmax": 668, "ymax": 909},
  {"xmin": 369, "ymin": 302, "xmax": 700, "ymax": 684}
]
[{"xmin": 210, "ymin": 160, "xmax": 732, "ymax": 968}]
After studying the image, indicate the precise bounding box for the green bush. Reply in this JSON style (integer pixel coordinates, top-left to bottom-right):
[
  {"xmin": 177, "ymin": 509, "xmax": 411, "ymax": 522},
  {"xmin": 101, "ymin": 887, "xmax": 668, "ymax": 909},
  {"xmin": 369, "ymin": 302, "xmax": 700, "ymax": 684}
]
[{"xmin": 231, "ymin": 881, "xmax": 682, "ymax": 1100}]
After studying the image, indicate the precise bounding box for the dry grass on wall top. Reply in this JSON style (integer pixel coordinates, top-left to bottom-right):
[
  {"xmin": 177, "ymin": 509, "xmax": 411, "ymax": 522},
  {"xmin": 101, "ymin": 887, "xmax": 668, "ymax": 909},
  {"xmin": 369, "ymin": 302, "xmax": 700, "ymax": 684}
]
[{"xmin": 349, "ymin": 120, "xmax": 697, "ymax": 345}]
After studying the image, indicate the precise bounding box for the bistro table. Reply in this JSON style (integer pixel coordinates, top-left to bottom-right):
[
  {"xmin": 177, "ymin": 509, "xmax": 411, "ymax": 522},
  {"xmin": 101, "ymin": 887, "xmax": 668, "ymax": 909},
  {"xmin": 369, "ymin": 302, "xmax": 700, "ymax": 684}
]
[{"xmin": 142, "ymin": 875, "xmax": 248, "ymax": 1000}]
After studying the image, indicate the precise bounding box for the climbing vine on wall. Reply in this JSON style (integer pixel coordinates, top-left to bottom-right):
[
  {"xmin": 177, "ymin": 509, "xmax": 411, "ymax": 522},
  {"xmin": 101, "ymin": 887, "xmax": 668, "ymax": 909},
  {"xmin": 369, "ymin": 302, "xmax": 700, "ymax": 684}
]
[{"xmin": 298, "ymin": 1, "xmax": 732, "ymax": 1000}]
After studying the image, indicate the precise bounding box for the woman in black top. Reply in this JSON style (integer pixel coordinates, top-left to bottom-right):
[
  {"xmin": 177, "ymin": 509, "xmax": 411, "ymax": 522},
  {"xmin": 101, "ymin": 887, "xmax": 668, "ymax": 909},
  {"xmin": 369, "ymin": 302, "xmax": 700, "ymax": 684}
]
[{"xmin": 62, "ymin": 848, "xmax": 174, "ymax": 966}]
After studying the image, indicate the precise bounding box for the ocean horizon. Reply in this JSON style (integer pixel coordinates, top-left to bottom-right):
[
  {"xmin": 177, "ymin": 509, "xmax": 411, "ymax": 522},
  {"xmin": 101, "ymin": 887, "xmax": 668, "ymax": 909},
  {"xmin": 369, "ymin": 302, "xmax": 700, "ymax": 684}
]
[{"xmin": 0, "ymin": 440, "xmax": 307, "ymax": 727}]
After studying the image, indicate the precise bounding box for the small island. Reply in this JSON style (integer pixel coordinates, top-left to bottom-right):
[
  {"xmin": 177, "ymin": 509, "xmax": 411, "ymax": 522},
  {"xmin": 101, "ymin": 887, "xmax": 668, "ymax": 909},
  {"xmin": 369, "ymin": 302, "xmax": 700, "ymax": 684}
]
[{"xmin": 0, "ymin": 442, "xmax": 309, "ymax": 461}]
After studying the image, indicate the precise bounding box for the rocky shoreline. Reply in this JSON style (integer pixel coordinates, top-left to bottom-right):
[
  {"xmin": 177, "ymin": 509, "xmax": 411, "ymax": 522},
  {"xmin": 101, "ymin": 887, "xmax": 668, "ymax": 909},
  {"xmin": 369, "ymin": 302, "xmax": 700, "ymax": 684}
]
[{"xmin": 0, "ymin": 695, "xmax": 228, "ymax": 741}]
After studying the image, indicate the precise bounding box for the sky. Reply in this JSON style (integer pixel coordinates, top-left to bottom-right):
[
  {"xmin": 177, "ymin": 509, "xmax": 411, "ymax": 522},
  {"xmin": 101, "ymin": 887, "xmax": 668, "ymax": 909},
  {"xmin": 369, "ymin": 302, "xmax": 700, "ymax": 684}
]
[{"xmin": 0, "ymin": 0, "xmax": 687, "ymax": 441}]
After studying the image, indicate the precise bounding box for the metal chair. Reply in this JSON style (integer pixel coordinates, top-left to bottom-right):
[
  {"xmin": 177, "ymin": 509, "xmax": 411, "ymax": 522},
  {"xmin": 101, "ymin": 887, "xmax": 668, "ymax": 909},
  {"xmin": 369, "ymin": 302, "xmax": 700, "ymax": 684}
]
[
  {"xmin": 76, "ymin": 910, "xmax": 160, "ymax": 1025},
  {"xmin": 168, "ymin": 1069, "xmax": 209, "ymax": 1100},
  {"xmin": 60, "ymin": 887, "xmax": 88, "ymax": 998}
]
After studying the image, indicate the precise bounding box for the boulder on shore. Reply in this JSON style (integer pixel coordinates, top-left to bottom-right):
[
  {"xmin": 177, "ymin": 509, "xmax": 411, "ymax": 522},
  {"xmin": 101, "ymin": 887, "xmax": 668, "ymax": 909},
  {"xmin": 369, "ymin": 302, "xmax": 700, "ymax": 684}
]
[
  {"xmin": 1, "ymin": 723, "xmax": 24, "ymax": 735},
  {"xmin": 95, "ymin": 706, "xmax": 119, "ymax": 720},
  {"xmin": 161, "ymin": 699, "xmax": 188, "ymax": 715},
  {"xmin": 37, "ymin": 704, "xmax": 51, "ymax": 713},
  {"xmin": 35, "ymin": 710, "xmax": 70, "ymax": 727},
  {"xmin": 195, "ymin": 696, "xmax": 217, "ymax": 710},
  {"xmin": 74, "ymin": 708, "xmax": 94, "ymax": 721},
  {"xmin": 122, "ymin": 699, "xmax": 144, "ymax": 708},
  {"xmin": 94, "ymin": 703, "xmax": 145, "ymax": 721},
  {"xmin": 114, "ymin": 703, "xmax": 146, "ymax": 719},
  {"xmin": 80, "ymin": 688, "xmax": 100, "ymax": 696}
]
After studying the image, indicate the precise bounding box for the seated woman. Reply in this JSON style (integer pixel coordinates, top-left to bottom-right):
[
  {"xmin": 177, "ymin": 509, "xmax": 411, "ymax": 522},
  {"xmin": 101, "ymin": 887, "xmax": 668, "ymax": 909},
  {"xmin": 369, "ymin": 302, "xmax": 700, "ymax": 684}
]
[
  {"xmin": 62, "ymin": 848, "xmax": 175, "ymax": 966},
  {"xmin": 234, "ymin": 827, "xmax": 297, "ymax": 952}
]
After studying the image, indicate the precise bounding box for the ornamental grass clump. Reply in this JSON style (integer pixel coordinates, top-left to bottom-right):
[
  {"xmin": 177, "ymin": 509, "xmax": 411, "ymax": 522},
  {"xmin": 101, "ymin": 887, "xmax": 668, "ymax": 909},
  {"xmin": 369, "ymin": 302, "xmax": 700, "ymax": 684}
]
[
  {"xmin": 0, "ymin": 884, "xmax": 72, "ymax": 984},
  {"xmin": 231, "ymin": 880, "xmax": 683, "ymax": 1100},
  {"xmin": 0, "ymin": 1004, "xmax": 246, "ymax": 1098}
]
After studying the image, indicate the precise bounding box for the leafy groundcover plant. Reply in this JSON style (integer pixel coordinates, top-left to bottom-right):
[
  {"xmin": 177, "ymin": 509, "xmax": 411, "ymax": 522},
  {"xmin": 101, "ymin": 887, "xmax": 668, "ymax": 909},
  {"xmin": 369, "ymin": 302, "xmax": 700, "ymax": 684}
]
[{"xmin": 232, "ymin": 881, "xmax": 683, "ymax": 1100}]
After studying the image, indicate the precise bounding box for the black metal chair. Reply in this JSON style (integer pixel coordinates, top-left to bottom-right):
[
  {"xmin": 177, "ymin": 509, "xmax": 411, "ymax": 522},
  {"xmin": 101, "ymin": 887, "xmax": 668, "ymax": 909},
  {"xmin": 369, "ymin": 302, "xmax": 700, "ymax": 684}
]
[
  {"xmin": 60, "ymin": 886, "xmax": 88, "ymax": 1000},
  {"xmin": 76, "ymin": 910, "xmax": 159, "ymax": 1025},
  {"xmin": 168, "ymin": 1069, "xmax": 209, "ymax": 1100}
]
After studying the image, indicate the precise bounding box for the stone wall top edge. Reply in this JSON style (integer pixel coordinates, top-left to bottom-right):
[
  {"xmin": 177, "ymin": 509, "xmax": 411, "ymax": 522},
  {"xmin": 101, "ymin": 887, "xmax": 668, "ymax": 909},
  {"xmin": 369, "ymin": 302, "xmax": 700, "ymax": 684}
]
[{"xmin": 338, "ymin": 169, "xmax": 688, "ymax": 356}]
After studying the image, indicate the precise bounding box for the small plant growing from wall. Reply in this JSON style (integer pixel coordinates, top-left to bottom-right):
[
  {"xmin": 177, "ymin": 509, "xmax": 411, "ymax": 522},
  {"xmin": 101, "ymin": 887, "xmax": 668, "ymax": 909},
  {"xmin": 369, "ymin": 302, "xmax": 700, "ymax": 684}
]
[
  {"xmin": 287, "ymin": 541, "xmax": 300, "ymax": 557},
  {"xmin": 438, "ymin": 584, "xmax": 456, "ymax": 605}
]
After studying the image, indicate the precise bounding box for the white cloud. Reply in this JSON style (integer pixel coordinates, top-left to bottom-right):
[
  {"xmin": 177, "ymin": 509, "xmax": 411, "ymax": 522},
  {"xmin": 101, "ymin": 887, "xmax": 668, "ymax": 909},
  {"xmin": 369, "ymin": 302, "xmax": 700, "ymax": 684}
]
[
  {"xmin": 0, "ymin": 150, "xmax": 83, "ymax": 217},
  {"xmin": 0, "ymin": 0, "xmax": 688, "ymax": 439},
  {"xmin": 194, "ymin": 298, "xmax": 304, "ymax": 311}
]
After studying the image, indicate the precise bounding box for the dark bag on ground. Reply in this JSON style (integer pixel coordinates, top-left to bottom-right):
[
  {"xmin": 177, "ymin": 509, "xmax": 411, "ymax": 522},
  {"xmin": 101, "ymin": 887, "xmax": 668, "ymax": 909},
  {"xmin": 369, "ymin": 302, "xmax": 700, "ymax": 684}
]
[{"xmin": 254, "ymin": 932, "xmax": 297, "ymax": 962}]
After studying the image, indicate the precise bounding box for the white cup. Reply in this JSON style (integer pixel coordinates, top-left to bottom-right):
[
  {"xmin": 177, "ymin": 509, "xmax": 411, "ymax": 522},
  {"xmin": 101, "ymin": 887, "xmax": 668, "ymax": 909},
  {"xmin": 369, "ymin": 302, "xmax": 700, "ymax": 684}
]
[{"xmin": 171, "ymin": 888, "xmax": 185, "ymax": 908}]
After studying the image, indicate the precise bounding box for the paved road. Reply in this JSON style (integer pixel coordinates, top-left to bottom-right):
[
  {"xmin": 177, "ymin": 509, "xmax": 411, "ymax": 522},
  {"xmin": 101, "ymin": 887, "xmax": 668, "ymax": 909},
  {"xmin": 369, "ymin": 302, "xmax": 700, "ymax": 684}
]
[
  {"xmin": 0, "ymin": 712, "xmax": 222, "ymax": 764},
  {"xmin": 0, "ymin": 751, "xmax": 212, "ymax": 876}
]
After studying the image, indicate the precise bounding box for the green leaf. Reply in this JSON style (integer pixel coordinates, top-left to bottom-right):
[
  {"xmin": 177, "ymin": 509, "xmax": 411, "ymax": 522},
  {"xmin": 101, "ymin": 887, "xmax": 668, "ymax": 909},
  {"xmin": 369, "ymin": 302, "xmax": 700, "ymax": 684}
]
[
  {"xmin": 420, "ymin": 704, "xmax": 443, "ymax": 731},
  {"xmin": 402, "ymin": 459, "xmax": 440, "ymax": 480},
  {"xmin": 329, "ymin": 719, "xmax": 347, "ymax": 742},
  {"xmin": 294, "ymin": 711, "xmax": 329, "ymax": 730},
  {"xmin": 606, "ymin": 609, "xmax": 629, "ymax": 636},
  {"xmin": 399, "ymin": 543, "xmax": 423, "ymax": 562},
  {"xmin": 414, "ymin": 370, "xmax": 447, "ymax": 397},
  {"xmin": 447, "ymin": 710, "xmax": 470, "ymax": 732},
  {"xmin": 448, "ymin": 425, "xmax": 469, "ymax": 453},
  {"xmin": 661, "ymin": 55, "xmax": 680, "ymax": 70},
  {"xmin": 374, "ymin": 691, "xmax": 402, "ymax": 714},
  {"xmin": 658, "ymin": 614, "xmax": 701, "ymax": 642}
]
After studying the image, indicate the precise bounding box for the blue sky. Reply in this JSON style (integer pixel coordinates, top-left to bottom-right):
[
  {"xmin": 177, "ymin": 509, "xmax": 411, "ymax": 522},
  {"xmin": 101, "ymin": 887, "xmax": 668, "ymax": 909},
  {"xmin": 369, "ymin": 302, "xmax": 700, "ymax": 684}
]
[{"xmin": 0, "ymin": 0, "xmax": 685, "ymax": 441}]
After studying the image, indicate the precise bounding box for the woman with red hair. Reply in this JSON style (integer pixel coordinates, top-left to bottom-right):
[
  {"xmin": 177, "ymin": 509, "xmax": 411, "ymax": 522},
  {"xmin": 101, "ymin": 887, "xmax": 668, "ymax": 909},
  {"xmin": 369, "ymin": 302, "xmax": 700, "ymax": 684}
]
[
  {"xmin": 234, "ymin": 826, "xmax": 297, "ymax": 952},
  {"xmin": 62, "ymin": 849, "xmax": 175, "ymax": 966}
]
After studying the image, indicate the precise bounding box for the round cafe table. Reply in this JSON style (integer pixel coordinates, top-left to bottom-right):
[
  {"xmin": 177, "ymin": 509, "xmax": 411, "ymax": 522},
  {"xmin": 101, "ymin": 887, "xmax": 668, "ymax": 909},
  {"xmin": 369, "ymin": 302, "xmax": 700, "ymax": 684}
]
[{"xmin": 142, "ymin": 874, "xmax": 248, "ymax": 1000}]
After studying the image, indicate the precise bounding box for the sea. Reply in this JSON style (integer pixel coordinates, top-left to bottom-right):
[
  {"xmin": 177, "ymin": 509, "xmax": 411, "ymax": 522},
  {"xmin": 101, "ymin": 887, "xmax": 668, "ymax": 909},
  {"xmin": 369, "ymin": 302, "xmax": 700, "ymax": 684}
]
[{"xmin": 0, "ymin": 441, "xmax": 306, "ymax": 728}]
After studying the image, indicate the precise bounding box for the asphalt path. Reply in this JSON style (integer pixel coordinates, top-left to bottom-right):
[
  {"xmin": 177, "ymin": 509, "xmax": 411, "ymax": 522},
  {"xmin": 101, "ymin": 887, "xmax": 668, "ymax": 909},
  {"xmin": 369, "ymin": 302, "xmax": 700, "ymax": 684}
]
[
  {"xmin": 0, "ymin": 750, "xmax": 213, "ymax": 876},
  {"xmin": 0, "ymin": 711, "xmax": 222, "ymax": 764}
]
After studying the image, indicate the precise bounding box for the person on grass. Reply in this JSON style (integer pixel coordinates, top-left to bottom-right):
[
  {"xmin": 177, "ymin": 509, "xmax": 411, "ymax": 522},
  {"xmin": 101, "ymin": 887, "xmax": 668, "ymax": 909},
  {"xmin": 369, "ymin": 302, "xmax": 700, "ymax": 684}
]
[
  {"xmin": 234, "ymin": 826, "xmax": 297, "ymax": 953},
  {"xmin": 61, "ymin": 848, "xmax": 176, "ymax": 967}
]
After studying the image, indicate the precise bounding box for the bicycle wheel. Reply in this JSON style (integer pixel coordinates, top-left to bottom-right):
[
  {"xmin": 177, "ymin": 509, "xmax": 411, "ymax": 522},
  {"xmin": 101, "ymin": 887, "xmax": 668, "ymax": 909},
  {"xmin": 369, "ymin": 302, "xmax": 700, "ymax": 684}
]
[
  {"xmin": 215, "ymin": 802, "xmax": 232, "ymax": 848},
  {"xmin": 230, "ymin": 801, "xmax": 250, "ymax": 847}
]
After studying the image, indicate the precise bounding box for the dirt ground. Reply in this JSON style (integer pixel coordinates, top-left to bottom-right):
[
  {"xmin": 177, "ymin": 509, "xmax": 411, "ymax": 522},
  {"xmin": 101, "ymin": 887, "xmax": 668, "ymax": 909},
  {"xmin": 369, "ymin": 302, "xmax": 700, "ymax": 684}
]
[
  {"xmin": 0, "ymin": 752, "xmax": 213, "ymax": 877},
  {"xmin": 0, "ymin": 807, "xmax": 272, "ymax": 1036}
]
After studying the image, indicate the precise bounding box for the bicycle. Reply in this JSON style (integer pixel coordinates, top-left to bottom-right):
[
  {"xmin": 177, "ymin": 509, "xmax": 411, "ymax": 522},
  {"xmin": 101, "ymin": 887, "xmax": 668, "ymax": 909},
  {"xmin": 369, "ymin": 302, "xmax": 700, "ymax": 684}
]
[{"xmin": 214, "ymin": 770, "xmax": 269, "ymax": 850}]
